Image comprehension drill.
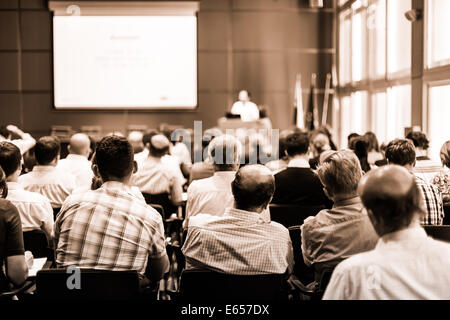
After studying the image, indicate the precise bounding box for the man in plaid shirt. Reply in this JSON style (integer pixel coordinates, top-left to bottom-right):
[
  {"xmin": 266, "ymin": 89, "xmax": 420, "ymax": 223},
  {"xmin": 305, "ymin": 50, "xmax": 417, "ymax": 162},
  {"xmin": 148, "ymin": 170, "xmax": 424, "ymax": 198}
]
[
  {"xmin": 385, "ymin": 139, "xmax": 444, "ymax": 225},
  {"xmin": 54, "ymin": 135, "xmax": 169, "ymax": 283},
  {"xmin": 182, "ymin": 164, "xmax": 294, "ymax": 275}
]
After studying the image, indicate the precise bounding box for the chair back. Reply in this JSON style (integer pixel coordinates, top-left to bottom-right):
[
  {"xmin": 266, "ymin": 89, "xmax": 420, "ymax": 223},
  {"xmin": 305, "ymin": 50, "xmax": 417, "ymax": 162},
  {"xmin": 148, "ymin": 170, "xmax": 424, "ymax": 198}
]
[
  {"xmin": 269, "ymin": 204, "xmax": 325, "ymax": 228},
  {"xmin": 142, "ymin": 193, "xmax": 177, "ymax": 218},
  {"xmin": 288, "ymin": 226, "xmax": 314, "ymax": 284},
  {"xmin": 179, "ymin": 270, "xmax": 287, "ymax": 301},
  {"xmin": 424, "ymin": 225, "xmax": 450, "ymax": 243},
  {"xmin": 443, "ymin": 205, "xmax": 450, "ymax": 225},
  {"xmin": 149, "ymin": 203, "xmax": 165, "ymax": 218},
  {"xmin": 36, "ymin": 268, "xmax": 140, "ymax": 300},
  {"xmin": 23, "ymin": 230, "xmax": 50, "ymax": 259}
]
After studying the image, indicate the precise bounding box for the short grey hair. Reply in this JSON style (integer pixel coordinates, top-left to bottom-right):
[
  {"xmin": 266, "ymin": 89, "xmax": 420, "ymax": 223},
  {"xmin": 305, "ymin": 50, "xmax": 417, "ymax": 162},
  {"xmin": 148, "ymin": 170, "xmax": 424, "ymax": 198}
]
[
  {"xmin": 317, "ymin": 150, "xmax": 363, "ymax": 196},
  {"xmin": 207, "ymin": 134, "xmax": 242, "ymax": 168}
]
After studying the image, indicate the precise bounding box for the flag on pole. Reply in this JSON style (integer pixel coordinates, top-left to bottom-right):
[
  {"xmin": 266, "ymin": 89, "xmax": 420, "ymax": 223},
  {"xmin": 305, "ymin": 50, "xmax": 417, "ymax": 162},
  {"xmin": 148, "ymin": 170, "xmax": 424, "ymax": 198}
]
[
  {"xmin": 305, "ymin": 73, "xmax": 319, "ymax": 131},
  {"xmin": 294, "ymin": 73, "xmax": 304, "ymax": 129}
]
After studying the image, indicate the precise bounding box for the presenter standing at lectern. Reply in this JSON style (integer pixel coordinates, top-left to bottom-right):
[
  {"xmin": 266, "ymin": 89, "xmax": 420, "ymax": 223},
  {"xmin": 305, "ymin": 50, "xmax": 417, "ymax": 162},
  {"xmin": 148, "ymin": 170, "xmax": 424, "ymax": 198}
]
[{"xmin": 231, "ymin": 90, "xmax": 260, "ymax": 122}]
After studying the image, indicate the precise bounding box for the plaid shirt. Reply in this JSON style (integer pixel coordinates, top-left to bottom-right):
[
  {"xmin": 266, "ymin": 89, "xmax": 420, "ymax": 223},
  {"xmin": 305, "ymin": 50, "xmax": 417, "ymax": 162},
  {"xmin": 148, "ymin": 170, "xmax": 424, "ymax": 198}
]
[
  {"xmin": 182, "ymin": 207, "xmax": 294, "ymax": 275},
  {"xmin": 415, "ymin": 176, "xmax": 444, "ymax": 225},
  {"xmin": 54, "ymin": 181, "xmax": 167, "ymax": 275}
]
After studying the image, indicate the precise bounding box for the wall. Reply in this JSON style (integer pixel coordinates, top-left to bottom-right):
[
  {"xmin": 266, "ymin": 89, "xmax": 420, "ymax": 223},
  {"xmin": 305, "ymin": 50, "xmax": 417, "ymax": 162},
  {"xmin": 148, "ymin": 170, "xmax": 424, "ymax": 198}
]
[{"xmin": 0, "ymin": 0, "xmax": 334, "ymax": 137}]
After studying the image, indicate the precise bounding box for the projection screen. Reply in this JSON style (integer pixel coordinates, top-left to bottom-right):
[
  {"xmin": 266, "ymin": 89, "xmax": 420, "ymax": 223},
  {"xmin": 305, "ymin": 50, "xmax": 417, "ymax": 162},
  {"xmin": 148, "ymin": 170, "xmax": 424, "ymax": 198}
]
[{"xmin": 49, "ymin": 1, "xmax": 199, "ymax": 110}]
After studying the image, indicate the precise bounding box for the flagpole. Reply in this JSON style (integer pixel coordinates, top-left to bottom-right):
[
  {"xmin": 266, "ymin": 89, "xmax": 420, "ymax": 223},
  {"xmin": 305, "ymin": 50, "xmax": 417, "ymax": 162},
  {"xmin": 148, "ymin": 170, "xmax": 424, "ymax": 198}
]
[
  {"xmin": 295, "ymin": 73, "xmax": 304, "ymax": 130},
  {"xmin": 322, "ymin": 73, "xmax": 332, "ymax": 126}
]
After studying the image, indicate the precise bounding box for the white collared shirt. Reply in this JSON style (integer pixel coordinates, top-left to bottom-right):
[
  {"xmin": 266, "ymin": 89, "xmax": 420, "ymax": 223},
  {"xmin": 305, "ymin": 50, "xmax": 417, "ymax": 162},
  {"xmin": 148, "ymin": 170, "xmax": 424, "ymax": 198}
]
[
  {"xmin": 18, "ymin": 165, "xmax": 77, "ymax": 208},
  {"xmin": 182, "ymin": 207, "xmax": 293, "ymax": 275},
  {"xmin": 132, "ymin": 157, "xmax": 183, "ymax": 203},
  {"xmin": 56, "ymin": 154, "xmax": 93, "ymax": 188},
  {"xmin": 287, "ymin": 158, "xmax": 310, "ymax": 169},
  {"xmin": 184, "ymin": 171, "xmax": 271, "ymax": 227},
  {"xmin": 230, "ymin": 101, "xmax": 260, "ymax": 122},
  {"xmin": 6, "ymin": 181, "xmax": 53, "ymax": 235},
  {"xmin": 323, "ymin": 227, "xmax": 450, "ymax": 300}
]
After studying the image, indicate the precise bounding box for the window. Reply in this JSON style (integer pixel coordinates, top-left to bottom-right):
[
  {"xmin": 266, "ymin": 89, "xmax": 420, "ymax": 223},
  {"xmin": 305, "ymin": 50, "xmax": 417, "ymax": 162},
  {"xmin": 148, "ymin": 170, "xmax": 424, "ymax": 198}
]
[
  {"xmin": 387, "ymin": 0, "xmax": 411, "ymax": 75},
  {"xmin": 428, "ymin": 84, "xmax": 450, "ymax": 161},
  {"xmin": 370, "ymin": 85, "xmax": 411, "ymax": 145},
  {"xmin": 351, "ymin": 7, "xmax": 366, "ymax": 82},
  {"xmin": 386, "ymin": 85, "xmax": 411, "ymax": 141},
  {"xmin": 339, "ymin": 91, "xmax": 368, "ymax": 148},
  {"xmin": 368, "ymin": 0, "xmax": 386, "ymax": 79},
  {"xmin": 339, "ymin": 10, "xmax": 352, "ymax": 85},
  {"xmin": 426, "ymin": 0, "xmax": 450, "ymax": 68}
]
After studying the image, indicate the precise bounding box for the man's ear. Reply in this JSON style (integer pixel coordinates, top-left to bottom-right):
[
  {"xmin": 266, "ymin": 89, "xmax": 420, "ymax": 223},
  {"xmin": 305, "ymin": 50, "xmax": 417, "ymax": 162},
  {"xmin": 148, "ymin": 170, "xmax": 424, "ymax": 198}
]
[
  {"xmin": 323, "ymin": 187, "xmax": 332, "ymax": 200},
  {"xmin": 132, "ymin": 160, "xmax": 138, "ymax": 174},
  {"xmin": 367, "ymin": 209, "xmax": 382, "ymax": 235},
  {"xmin": 92, "ymin": 163, "xmax": 101, "ymax": 178}
]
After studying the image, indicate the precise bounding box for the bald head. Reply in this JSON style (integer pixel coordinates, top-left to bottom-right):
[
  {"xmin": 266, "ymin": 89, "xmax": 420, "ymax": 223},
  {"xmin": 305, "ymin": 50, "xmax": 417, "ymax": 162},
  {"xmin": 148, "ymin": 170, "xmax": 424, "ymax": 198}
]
[
  {"xmin": 231, "ymin": 164, "xmax": 275, "ymax": 212},
  {"xmin": 128, "ymin": 131, "xmax": 144, "ymax": 153},
  {"xmin": 149, "ymin": 134, "xmax": 170, "ymax": 158},
  {"xmin": 69, "ymin": 133, "xmax": 91, "ymax": 157},
  {"xmin": 359, "ymin": 165, "xmax": 423, "ymax": 236}
]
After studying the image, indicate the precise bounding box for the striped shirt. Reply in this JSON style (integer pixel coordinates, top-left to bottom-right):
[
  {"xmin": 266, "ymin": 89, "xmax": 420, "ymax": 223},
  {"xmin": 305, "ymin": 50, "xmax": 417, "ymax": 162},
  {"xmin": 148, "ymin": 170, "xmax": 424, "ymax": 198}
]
[
  {"xmin": 414, "ymin": 158, "xmax": 443, "ymax": 183},
  {"xmin": 415, "ymin": 176, "xmax": 444, "ymax": 225},
  {"xmin": 54, "ymin": 181, "xmax": 167, "ymax": 275},
  {"xmin": 18, "ymin": 165, "xmax": 77, "ymax": 208},
  {"xmin": 182, "ymin": 207, "xmax": 294, "ymax": 275}
]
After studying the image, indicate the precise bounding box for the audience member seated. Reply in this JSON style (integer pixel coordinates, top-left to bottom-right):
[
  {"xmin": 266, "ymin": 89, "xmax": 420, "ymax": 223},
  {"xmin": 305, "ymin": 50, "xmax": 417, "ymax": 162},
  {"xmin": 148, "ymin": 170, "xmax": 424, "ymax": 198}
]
[
  {"xmin": 186, "ymin": 135, "xmax": 242, "ymax": 227},
  {"xmin": 265, "ymin": 129, "xmax": 293, "ymax": 174},
  {"xmin": 271, "ymin": 132, "xmax": 332, "ymax": 208},
  {"xmin": 127, "ymin": 130, "xmax": 145, "ymax": 155},
  {"xmin": 182, "ymin": 164, "xmax": 293, "ymax": 275},
  {"xmin": 133, "ymin": 134, "xmax": 183, "ymax": 210},
  {"xmin": 301, "ymin": 150, "xmax": 378, "ymax": 283},
  {"xmin": 18, "ymin": 136, "xmax": 76, "ymax": 209},
  {"xmin": 56, "ymin": 133, "xmax": 93, "ymax": 188},
  {"xmin": 0, "ymin": 124, "xmax": 36, "ymax": 155},
  {"xmin": 188, "ymin": 128, "xmax": 222, "ymax": 184},
  {"xmin": 432, "ymin": 141, "xmax": 450, "ymax": 205},
  {"xmin": 170, "ymin": 129, "xmax": 193, "ymax": 168},
  {"xmin": 364, "ymin": 131, "xmax": 384, "ymax": 166},
  {"xmin": 134, "ymin": 130, "xmax": 157, "ymax": 164},
  {"xmin": 349, "ymin": 136, "xmax": 371, "ymax": 173},
  {"xmin": 374, "ymin": 143, "xmax": 388, "ymax": 167},
  {"xmin": 0, "ymin": 167, "xmax": 29, "ymax": 292},
  {"xmin": 0, "ymin": 142, "xmax": 53, "ymax": 242},
  {"xmin": 323, "ymin": 165, "xmax": 450, "ymax": 299},
  {"xmin": 385, "ymin": 139, "xmax": 444, "ymax": 225},
  {"xmin": 54, "ymin": 135, "xmax": 169, "ymax": 284},
  {"xmin": 407, "ymin": 131, "xmax": 442, "ymax": 183},
  {"xmin": 347, "ymin": 133, "xmax": 360, "ymax": 149},
  {"xmin": 309, "ymin": 131, "xmax": 332, "ymax": 170}
]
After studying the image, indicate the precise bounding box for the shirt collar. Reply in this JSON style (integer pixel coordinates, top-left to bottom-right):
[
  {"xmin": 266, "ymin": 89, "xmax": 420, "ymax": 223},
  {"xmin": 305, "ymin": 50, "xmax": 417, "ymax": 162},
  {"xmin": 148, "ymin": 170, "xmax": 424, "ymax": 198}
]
[
  {"xmin": 225, "ymin": 207, "xmax": 271, "ymax": 224},
  {"xmin": 333, "ymin": 196, "xmax": 361, "ymax": 208},
  {"xmin": 32, "ymin": 165, "xmax": 57, "ymax": 172},
  {"xmin": 65, "ymin": 154, "xmax": 89, "ymax": 161},
  {"xmin": 376, "ymin": 226, "xmax": 427, "ymax": 248},
  {"xmin": 213, "ymin": 171, "xmax": 237, "ymax": 177},
  {"xmin": 288, "ymin": 158, "xmax": 310, "ymax": 168},
  {"xmin": 6, "ymin": 181, "xmax": 23, "ymax": 190},
  {"xmin": 100, "ymin": 181, "xmax": 132, "ymax": 191}
]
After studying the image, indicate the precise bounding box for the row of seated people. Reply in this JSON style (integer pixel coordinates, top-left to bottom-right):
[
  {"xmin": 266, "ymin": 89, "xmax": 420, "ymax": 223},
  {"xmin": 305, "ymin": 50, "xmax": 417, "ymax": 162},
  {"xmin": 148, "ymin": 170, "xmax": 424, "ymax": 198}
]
[{"xmin": 0, "ymin": 124, "xmax": 450, "ymax": 299}]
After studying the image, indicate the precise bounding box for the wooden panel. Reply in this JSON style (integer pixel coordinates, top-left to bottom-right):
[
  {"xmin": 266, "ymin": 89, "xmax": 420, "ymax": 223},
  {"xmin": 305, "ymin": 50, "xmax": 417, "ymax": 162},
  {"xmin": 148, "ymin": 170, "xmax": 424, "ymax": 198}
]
[
  {"xmin": 198, "ymin": 12, "xmax": 230, "ymax": 51},
  {"xmin": 198, "ymin": 52, "xmax": 228, "ymax": 91},
  {"xmin": 233, "ymin": 52, "xmax": 287, "ymax": 93},
  {"xmin": 20, "ymin": 0, "xmax": 47, "ymax": 9},
  {"xmin": 233, "ymin": 11, "xmax": 333, "ymax": 50},
  {"xmin": 21, "ymin": 11, "xmax": 51, "ymax": 50},
  {"xmin": 0, "ymin": 53, "xmax": 19, "ymax": 90},
  {"xmin": 0, "ymin": 12, "xmax": 18, "ymax": 50},
  {"xmin": 0, "ymin": 94, "xmax": 21, "ymax": 125},
  {"xmin": 22, "ymin": 52, "xmax": 52, "ymax": 90},
  {"xmin": 0, "ymin": 0, "xmax": 18, "ymax": 9}
]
